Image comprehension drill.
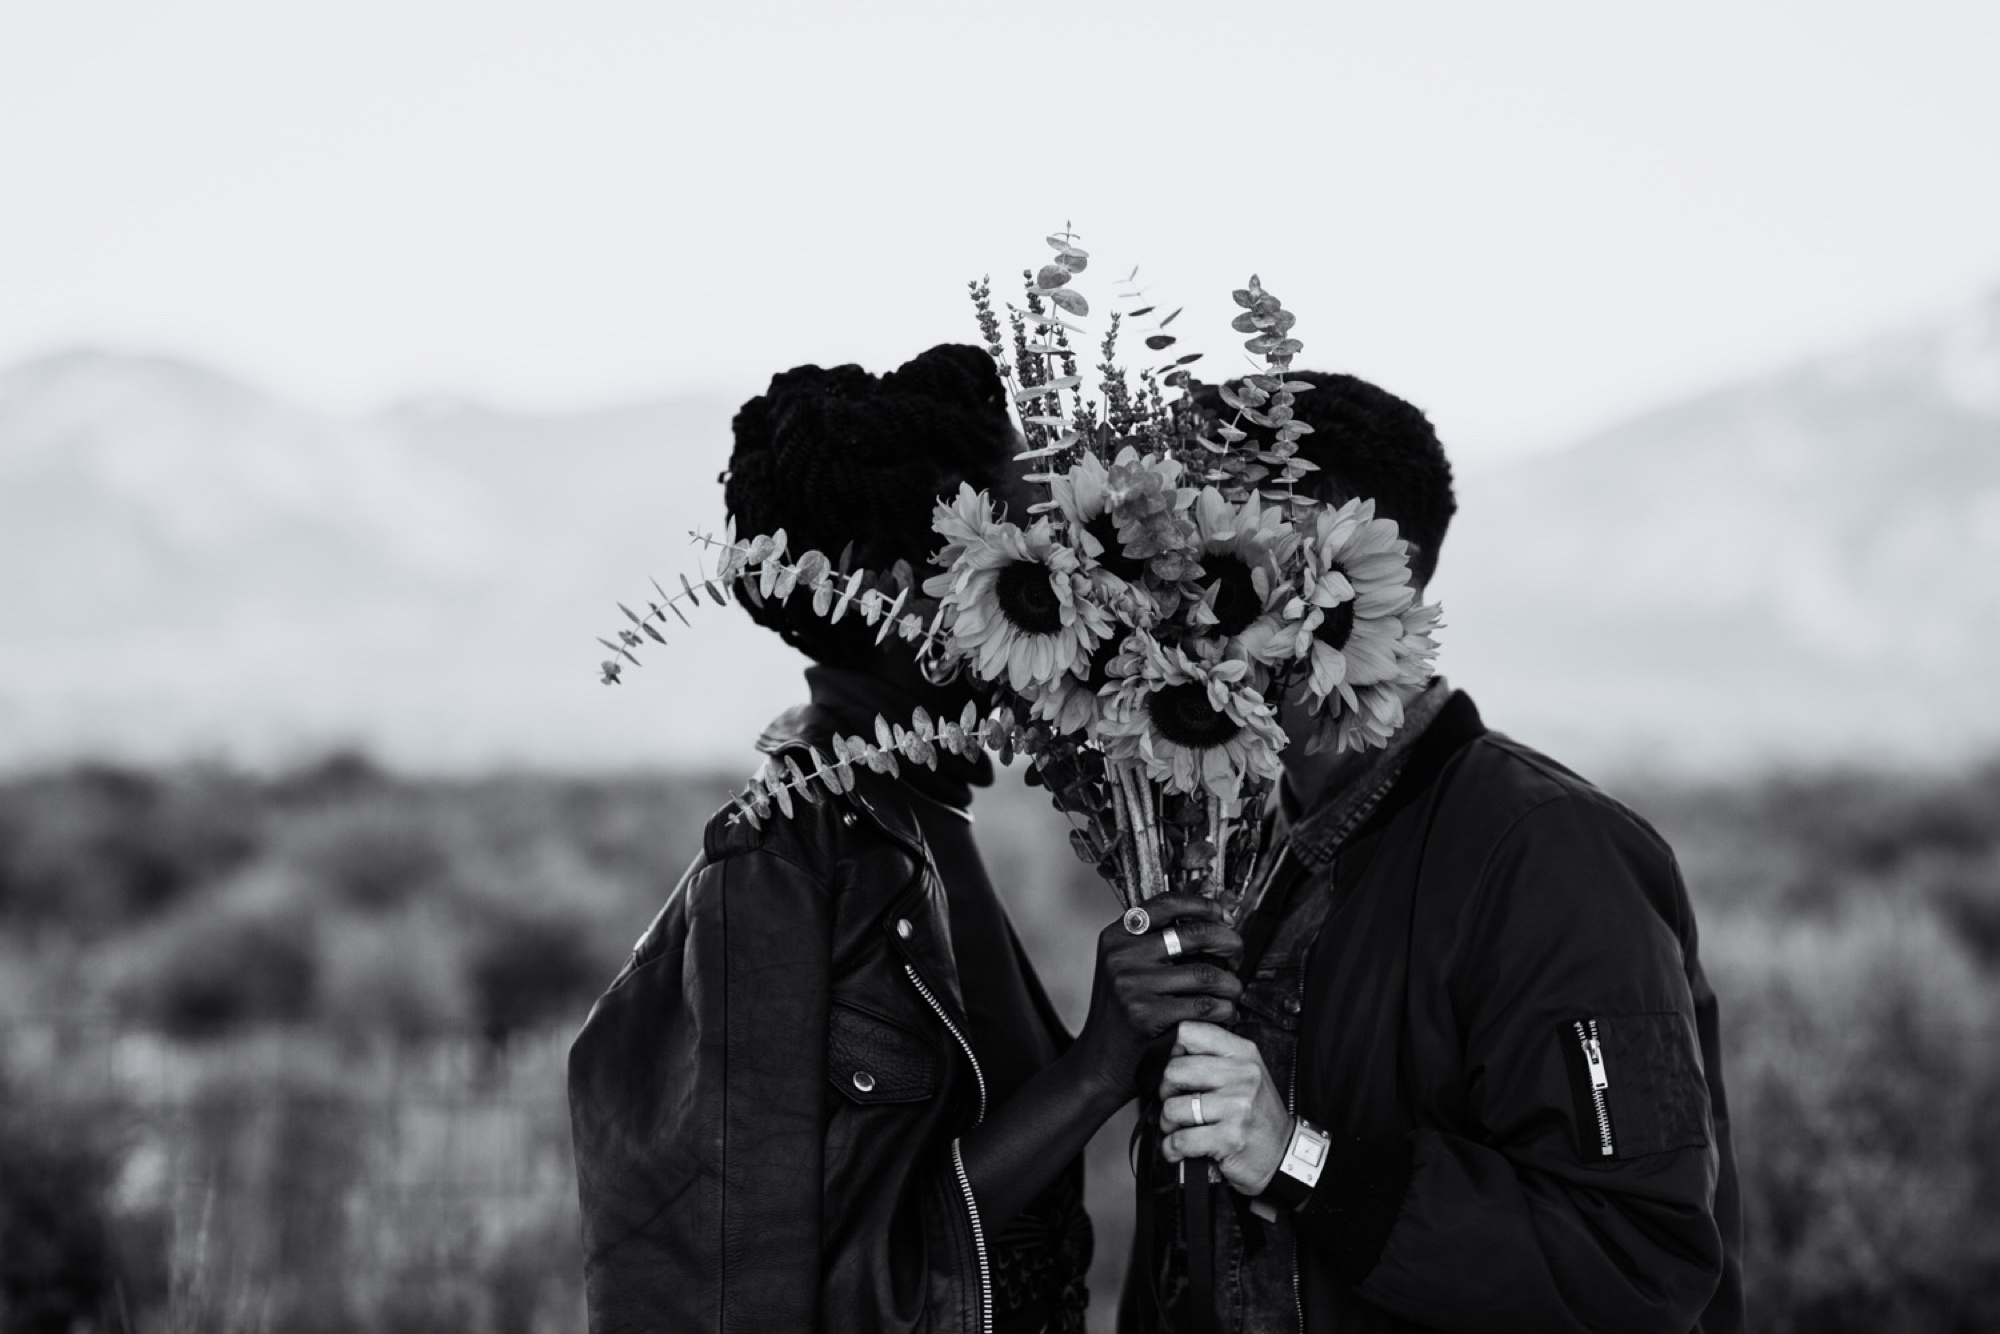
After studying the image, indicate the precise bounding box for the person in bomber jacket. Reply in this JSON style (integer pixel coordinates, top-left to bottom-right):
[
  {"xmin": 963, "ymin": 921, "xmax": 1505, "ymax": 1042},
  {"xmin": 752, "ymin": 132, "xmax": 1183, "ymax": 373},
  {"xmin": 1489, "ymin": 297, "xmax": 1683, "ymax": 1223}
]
[
  {"xmin": 1121, "ymin": 374, "xmax": 1746, "ymax": 1334},
  {"xmin": 567, "ymin": 346, "xmax": 1247, "ymax": 1334}
]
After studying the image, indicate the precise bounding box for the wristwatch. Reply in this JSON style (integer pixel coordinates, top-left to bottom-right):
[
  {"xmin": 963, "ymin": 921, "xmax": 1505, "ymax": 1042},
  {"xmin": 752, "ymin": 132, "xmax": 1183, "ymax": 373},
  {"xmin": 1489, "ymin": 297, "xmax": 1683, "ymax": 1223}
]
[{"xmin": 1257, "ymin": 1115, "xmax": 1331, "ymax": 1212}]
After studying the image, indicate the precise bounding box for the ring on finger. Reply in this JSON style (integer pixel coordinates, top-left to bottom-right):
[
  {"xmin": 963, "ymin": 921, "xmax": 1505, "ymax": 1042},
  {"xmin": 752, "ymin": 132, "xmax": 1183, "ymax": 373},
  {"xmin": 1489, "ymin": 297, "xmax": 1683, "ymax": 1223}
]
[
  {"xmin": 1122, "ymin": 906, "xmax": 1151, "ymax": 936},
  {"xmin": 1190, "ymin": 1093, "xmax": 1205, "ymax": 1127},
  {"xmin": 1162, "ymin": 926, "xmax": 1184, "ymax": 961}
]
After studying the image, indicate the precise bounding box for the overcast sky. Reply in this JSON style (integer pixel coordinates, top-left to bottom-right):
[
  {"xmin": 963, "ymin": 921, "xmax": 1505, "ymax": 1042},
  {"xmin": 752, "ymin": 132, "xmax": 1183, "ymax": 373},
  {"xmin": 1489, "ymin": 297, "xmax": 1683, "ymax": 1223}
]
[{"xmin": 3, "ymin": 0, "xmax": 1997, "ymax": 466}]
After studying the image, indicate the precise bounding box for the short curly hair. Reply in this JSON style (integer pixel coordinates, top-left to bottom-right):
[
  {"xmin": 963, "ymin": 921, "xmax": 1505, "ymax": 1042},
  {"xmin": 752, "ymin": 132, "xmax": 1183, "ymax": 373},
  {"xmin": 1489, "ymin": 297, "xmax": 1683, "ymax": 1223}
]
[
  {"xmin": 722, "ymin": 343, "xmax": 1019, "ymax": 666},
  {"xmin": 1193, "ymin": 371, "xmax": 1455, "ymax": 586}
]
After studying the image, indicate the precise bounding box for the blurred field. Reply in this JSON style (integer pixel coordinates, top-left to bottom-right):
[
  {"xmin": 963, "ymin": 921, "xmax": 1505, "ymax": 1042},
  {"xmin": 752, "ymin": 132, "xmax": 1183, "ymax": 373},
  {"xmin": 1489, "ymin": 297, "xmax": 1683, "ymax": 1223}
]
[{"xmin": 2, "ymin": 753, "xmax": 1997, "ymax": 1333}]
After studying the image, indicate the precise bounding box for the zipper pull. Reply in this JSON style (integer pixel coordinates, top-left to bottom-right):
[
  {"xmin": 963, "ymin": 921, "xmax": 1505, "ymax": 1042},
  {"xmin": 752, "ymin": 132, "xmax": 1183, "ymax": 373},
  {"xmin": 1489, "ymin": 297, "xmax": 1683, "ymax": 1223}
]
[
  {"xmin": 1582, "ymin": 1036, "xmax": 1608, "ymax": 1090},
  {"xmin": 1576, "ymin": 1021, "xmax": 1610, "ymax": 1090}
]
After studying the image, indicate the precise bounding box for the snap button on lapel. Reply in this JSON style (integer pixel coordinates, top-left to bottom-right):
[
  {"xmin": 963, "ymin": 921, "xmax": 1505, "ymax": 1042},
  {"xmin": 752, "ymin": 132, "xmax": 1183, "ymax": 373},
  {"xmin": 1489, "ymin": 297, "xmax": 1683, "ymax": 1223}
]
[
  {"xmin": 841, "ymin": 810, "xmax": 858, "ymax": 827},
  {"xmin": 852, "ymin": 1071, "xmax": 876, "ymax": 1093},
  {"xmin": 1281, "ymin": 995, "xmax": 1302, "ymax": 1015},
  {"xmin": 894, "ymin": 918, "xmax": 913, "ymax": 940}
]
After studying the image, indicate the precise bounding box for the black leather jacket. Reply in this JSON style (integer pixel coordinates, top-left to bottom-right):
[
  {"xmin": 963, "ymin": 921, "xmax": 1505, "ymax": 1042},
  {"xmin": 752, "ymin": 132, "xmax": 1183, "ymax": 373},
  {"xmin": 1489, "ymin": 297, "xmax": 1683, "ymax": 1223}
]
[{"xmin": 568, "ymin": 702, "xmax": 1085, "ymax": 1334}]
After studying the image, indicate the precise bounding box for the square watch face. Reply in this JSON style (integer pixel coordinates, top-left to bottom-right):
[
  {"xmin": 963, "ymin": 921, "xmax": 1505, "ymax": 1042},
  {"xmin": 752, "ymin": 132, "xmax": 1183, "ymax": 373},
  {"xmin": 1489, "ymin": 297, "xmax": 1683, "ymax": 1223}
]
[{"xmin": 1296, "ymin": 1137, "xmax": 1325, "ymax": 1167}]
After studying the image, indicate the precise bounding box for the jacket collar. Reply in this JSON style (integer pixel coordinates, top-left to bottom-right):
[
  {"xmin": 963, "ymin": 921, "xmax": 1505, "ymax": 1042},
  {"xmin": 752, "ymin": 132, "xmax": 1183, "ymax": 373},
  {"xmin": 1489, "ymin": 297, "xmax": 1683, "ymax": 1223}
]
[
  {"xmin": 1349, "ymin": 687, "xmax": 1486, "ymax": 842},
  {"xmin": 1277, "ymin": 681, "xmax": 1454, "ymax": 870},
  {"xmin": 754, "ymin": 698, "xmax": 932, "ymax": 864},
  {"xmin": 754, "ymin": 688, "xmax": 972, "ymax": 1020}
]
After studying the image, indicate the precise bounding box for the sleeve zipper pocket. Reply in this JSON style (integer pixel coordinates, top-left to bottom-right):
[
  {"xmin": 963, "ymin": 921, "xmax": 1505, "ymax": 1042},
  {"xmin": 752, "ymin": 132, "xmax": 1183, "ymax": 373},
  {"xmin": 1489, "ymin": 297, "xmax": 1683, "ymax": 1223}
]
[{"xmin": 1573, "ymin": 1019, "xmax": 1616, "ymax": 1158}]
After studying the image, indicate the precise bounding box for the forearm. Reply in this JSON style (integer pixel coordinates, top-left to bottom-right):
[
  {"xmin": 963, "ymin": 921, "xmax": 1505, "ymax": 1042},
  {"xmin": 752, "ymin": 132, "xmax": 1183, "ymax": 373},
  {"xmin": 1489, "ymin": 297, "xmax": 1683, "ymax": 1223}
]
[{"xmin": 955, "ymin": 1044, "xmax": 1128, "ymax": 1232}]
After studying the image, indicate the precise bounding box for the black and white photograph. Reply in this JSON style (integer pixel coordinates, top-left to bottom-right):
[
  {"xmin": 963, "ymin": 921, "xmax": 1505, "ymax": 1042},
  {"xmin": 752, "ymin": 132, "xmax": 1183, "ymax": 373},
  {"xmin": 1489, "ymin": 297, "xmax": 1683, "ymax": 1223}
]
[{"xmin": 3, "ymin": 3, "xmax": 1997, "ymax": 1331}]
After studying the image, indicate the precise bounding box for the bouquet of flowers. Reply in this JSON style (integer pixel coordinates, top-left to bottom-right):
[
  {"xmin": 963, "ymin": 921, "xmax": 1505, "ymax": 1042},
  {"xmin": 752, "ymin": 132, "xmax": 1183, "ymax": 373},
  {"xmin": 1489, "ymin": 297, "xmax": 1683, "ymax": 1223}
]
[{"xmin": 600, "ymin": 230, "xmax": 1441, "ymax": 926}]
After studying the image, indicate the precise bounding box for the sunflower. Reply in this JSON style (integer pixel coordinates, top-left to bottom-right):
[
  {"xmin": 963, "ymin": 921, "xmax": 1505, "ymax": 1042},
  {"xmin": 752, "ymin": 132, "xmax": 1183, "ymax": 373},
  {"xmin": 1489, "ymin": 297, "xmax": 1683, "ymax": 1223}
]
[
  {"xmin": 1047, "ymin": 450, "xmax": 1175, "ymax": 628},
  {"xmin": 925, "ymin": 486, "xmax": 1113, "ymax": 692},
  {"xmin": 1098, "ymin": 636, "xmax": 1284, "ymax": 802},
  {"xmin": 1256, "ymin": 498, "xmax": 1418, "ymax": 710},
  {"xmin": 1028, "ymin": 630, "xmax": 1136, "ymax": 735},
  {"xmin": 1306, "ymin": 676, "xmax": 1411, "ymax": 755},
  {"xmin": 1306, "ymin": 613, "xmax": 1437, "ymax": 754},
  {"xmin": 1301, "ymin": 575, "xmax": 1445, "ymax": 755},
  {"xmin": 1184, "ymin": 487, "xmax": 1297, "ymax": 665}
]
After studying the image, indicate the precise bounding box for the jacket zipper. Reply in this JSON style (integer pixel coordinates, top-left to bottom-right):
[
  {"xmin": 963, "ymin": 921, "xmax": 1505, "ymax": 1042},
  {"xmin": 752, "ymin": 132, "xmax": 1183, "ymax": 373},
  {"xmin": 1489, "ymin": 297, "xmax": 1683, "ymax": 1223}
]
[
  {"xmin": 1574, "ymin": 1019, "xmax": 1615, "ymax": 1157},
  {"xmin": 904, "ymin": 961, "xmax": 992, "ymax": 1334},
  {"xmin": 1288, "ymin": 1055, "xmax": 1303, "ymax": 1334},
  {"xmin": 950, "ymin": 1141, "xmax": 991, "ymax": 1334}
]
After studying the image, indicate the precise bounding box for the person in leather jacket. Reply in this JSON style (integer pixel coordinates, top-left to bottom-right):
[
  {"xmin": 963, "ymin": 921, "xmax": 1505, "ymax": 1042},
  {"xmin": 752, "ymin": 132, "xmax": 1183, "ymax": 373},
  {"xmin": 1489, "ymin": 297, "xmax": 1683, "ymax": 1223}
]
[
  {"xmin": 567, "ymin": 345, "xmax": 1246, "ymax": 1334},
  {"xmin": 1121, "ymin": 374, "xmax": 1746, "ymax": 1333}
]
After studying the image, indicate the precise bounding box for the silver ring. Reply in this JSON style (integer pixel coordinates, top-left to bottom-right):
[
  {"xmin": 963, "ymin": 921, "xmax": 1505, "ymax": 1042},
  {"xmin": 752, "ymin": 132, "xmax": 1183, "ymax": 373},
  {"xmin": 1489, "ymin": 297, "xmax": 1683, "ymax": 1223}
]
[
  {"xmin": 1190, "ymin": 1093, "xmax": 1205, "ymax": 1127},
  {"xmin": 1122, "ymin": 906, "xmax": 1151, "ymax": 936},
  {"xmin": 1162, "ymin": 926, "xmax": 1184, "ymax": 961}
]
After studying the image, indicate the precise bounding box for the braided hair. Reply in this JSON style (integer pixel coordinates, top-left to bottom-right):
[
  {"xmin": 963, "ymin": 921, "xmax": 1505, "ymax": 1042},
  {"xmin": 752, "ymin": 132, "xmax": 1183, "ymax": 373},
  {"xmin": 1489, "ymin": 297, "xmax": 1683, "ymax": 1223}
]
[
  {"xmin": 723, "ymin": 343, "xmax": 1019, "ymax": 666},
  {"xmin": 1194, "ymin": 371, "xmax": 1456, "ymax": 586}
]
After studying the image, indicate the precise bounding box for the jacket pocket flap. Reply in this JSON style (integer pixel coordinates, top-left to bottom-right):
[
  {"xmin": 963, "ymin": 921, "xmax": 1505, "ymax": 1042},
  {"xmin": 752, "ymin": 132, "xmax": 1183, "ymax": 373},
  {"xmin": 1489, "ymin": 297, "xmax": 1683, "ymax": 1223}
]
[{"xmin": 827, "ymin": 1003, "xmax": 939, "ymax": 1104}]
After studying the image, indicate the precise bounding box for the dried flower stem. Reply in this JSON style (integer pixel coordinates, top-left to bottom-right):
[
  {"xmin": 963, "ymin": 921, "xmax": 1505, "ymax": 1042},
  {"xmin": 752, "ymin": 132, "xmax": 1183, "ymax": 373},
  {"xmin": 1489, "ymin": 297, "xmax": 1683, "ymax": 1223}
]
[
  {"xmin": 1107, "ymin": 772, "xmax": 1140, "ymax": 910},
  {"xmin": 1114, "ymin": 763, "xmax": 1165, "ymax": 901},
  {"xmin": 1207, "ymin": 794, "xmax": 1229, "ymax": 901}
]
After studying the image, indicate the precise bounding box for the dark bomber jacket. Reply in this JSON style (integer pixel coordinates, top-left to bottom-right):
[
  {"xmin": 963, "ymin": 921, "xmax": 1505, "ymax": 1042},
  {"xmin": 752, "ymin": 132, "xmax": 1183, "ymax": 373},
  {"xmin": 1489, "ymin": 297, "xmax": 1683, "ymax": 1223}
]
[
  {"xmin": 1123, "ymin": 691, "xmax": 1745, "ymax": 1334},
  {"xmin": 567, "ymin": 704, "xmax": 1058, "ymax": 1334}
]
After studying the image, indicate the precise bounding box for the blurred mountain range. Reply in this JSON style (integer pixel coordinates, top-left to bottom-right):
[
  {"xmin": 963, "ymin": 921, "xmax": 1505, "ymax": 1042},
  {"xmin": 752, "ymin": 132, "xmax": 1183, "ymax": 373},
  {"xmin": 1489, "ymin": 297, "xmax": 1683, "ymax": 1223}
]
[{"xmin": 3, "ymin": 291, "xmax": 1997, "ymax": 777}]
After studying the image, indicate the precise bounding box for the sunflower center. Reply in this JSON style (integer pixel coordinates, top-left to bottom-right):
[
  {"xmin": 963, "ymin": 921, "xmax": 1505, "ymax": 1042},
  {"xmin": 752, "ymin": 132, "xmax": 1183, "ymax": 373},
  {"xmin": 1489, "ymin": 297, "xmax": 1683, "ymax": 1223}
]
[
  {"xmin": 995, "ymin": 560, "xmax": 1065, "ymax": 634},
  {"xmin": 1205, "ymin": 555, "xmax": 1261, "ymax": 638},
  {"xmin": 1085, "ymin": 514, "xmax": 1146, "ymax": 582},
  {"xmin": 1314, "ymin": 599, "xmax": 1357, "ymax": 652},
  {"xmin": 1145, "ymin": 682, "xmax": 1244, "ymax": 750}
]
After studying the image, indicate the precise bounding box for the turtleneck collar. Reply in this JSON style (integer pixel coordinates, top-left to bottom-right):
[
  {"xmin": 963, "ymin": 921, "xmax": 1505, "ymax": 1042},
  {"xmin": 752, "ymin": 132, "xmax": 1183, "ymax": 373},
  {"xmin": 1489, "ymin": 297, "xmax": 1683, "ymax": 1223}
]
[{"xmin": 804, "ymin": 664, "xmax": 995, "ymax": 811}]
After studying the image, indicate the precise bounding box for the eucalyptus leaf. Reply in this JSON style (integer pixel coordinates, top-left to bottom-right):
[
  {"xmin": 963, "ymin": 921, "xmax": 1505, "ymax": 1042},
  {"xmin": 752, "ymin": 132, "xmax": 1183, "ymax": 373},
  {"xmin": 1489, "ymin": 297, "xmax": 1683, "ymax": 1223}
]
[
  {"xmin": 1143, "ymin": 334, "xmax": 1177, "ymax": 350},
  {"xmin": 1049, "ymin": 288, "xmax": 1088, "ymax": 316}
]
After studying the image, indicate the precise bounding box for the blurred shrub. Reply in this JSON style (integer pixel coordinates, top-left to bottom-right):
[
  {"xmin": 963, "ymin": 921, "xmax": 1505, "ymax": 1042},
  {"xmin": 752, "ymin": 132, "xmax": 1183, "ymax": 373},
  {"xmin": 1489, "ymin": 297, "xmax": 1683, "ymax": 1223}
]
[
  {"xmin": 1705, "ymin": 901, "xmax": 2000, "ymax": 1332},
  {"xmin": 0, "ymin": 1070, "xmax": 166, "ymax": 1334},
  {"xmin": 280, "ymin": 799, "xmax": 451, "ymax": 912},
  {"xmin": 0, "ymin": 764, "xmax": 258, "ymax": 934},
  {"xmin": 266, "ymin": 750, "xmax": 389, "ymax": 807},
  {"xmin": 466, "ymin": 905, "xmax": 605, "ymax": 1045},
  {"xmin": 0, "ymin": 1105, "xmax": 114, "ymax": 1334},
  {"xmin": 317, "ymin": 910, "xmax": 473, "ymax": 1043},
  {"xmin": 111, "ymin": 888, "xmax": 318, "ymax": 1038}
]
